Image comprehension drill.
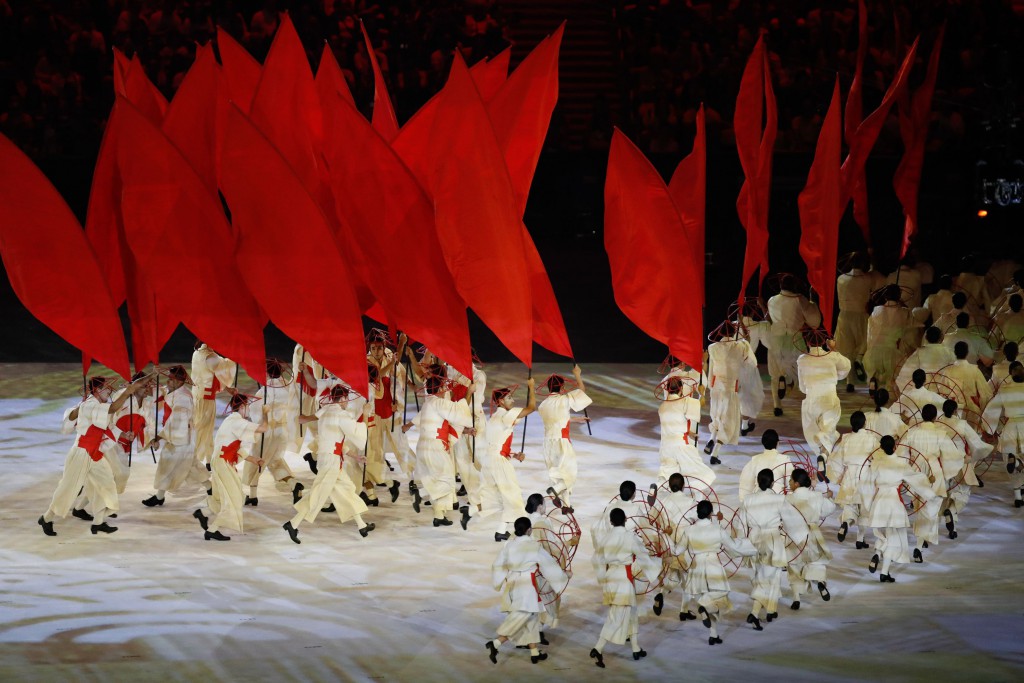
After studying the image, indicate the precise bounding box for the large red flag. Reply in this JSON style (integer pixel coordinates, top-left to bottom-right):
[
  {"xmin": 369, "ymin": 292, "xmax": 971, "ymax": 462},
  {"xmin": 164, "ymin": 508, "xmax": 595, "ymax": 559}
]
[
  {"xmin": 844, "ymin": 0, "xmax": 871, "ymax": 243},
  {"xmin": 474, "ymin": 48, "xmax": 511, "ymax": 103},
  {"xmin": 124, "ymin": 56, "xmax": 167, "ymax": 123},
  {"xmin": 322, "ymin": 91, "xmax": 472, "ymax": 377},
  {"xmin": 605, "ymin": 129, "xmax": 703, "ymax": 369},
  {"xmin": 895, "ymin": 28, "xmax": 944, "ymax": 258},
  {"xmin": 316, "ymin": 44, "xmax": 355, "ymax": 107},
  {"xmin": 735, "ymin": 38, "xmax": 776, "ymax": 300},
  {"xmin": 487, "ymin": 23, "xmax": 564, "ymax": 216},
  {"xmin": 360, "ymin": 21, "xmax": 400, "ymax": 142},
  {"xmin": 220, "ymin": 105, "xmax": 368, "ymax": 397},
  {"xmin": 114, "ymin": 98, "xmax": 267, "ymax": 385},
  {"xmin": 113, "ymin": 48, "xmax": 130, "ymax": 96},
  {"xmin": 798, "ymin": 78, "xmax": 844, "ymax": 334},
  {"xmin": 216, "ymin": 27, "xmax": 261, "ymax": 114},
  {"xmin": 162, "ymin": 42, "xmax": 220, "ymax": 195},
  {"xmin": 0, "ymin": 133, "xmax": 130, "ymax": 379},
  {"xmin": 425, "ymin": 53, "xmax": 534, "ymax": 366},
  {"xmin": 668, "ymin": 104, "xmax": 706, "ymax": 306}
]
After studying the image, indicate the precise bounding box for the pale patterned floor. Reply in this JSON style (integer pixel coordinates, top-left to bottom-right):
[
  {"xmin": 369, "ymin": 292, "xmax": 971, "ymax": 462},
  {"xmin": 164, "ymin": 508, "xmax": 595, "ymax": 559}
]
[{"xmin": 1, "ymin": 363, "xmax": 1022, "ymax": 683}]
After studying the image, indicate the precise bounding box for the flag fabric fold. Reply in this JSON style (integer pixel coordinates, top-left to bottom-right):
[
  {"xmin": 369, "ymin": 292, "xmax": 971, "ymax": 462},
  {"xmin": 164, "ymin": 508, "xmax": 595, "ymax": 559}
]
[
  {"xmin": 361, "ymin": 21, "xmax": 400, "ymax": 142},
  {"xmin": 668, "ymin": 104, "xmax": 707, "ymax": 307},
  {"xmin": 161, "ymin": 42, "xmax": 221, "ymax": 195},
  {"xmin": 216, "ymin": 27, "xmax": 262, "ymax": 114}
]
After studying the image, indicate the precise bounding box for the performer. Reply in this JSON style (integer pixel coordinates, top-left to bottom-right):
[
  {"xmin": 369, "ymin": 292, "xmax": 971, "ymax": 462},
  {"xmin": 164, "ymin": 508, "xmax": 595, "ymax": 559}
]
[
  {"xmin": 738, "ymin": 430, "xmax": 792, "ymax": 500},
  {"xmin": 283, "ymin": 384, "xmax": 374, "ymax": 542},
  {"xmin": 705, "ymin": 320, "xmax": 758, "ymax": 462},
  {"xmin": 106, "ymin": 371, "xmax": 157, "ymax": 496},
  {"xmin": 864, "ymin": 285, "xmax": 911, "ymax": 395},
  {"xmin": 863, "ymin": 389, "xmax": 907, "ymax": 441},
  {"xmin": 522, "ymin": 492, "xmax": 574, "ymax": 643},
  {"xmin": 766, "ymin": 277, "xmax": 822, "ymax": 415},
  {"xmin": 900, "ymin": 404, "xmax": 960, "ymax": 562},
  {"xmin": 834, "ymin": 252, "xmax": 874, "ymax": 390},
  {"xmin": 479, "ymin": 379, "xmax": 536, "ymax": 539},
  {"xmin": 651, "ymin": 473, "xmax": 700, "ymax": 621},
  {"xmin": 38, "ymin": 375, "xmax": 144, "ymax": 537},
  {"xmin": 657, "ymin": 376, "xmax": 714, "ymax": 486},
  {"xmin": 942, "ymin": 313, "xmax": 994, "ymax": 367},
  {"xmin": 739, "ymin": 468, "xmax": 808, "ymax": 628},
  {"xmin": 589, "ymin": 507, "xmax": 660, "ymax": 668},
  {"xmin": 243, "ymin": 359, "xmax": 302, "ymax": 506},
  {"xmin": 893, "ymin": 369, "xmax": 946, "ymax": 420},
  {"xmin": 292, "ymin": 343, "xmax": 323, "ymax": 473},
  {"xmin": 143, "ymin": 366, "xmax": 209, "ymax": 507},
  {"xmin": 796, "ymin": 334, "xmax": 851, "ymax": 462},
  {"xmin": 669, "ymin": 499, "xmax": 756, "ymax": 645},
  {"xmin": 862, "ymin": 435, "xmax": 935, "ymax": 582},
  {"xmin": 941, "ymin": 342, "xmax": 993, "ymax": 424},
  {"xmin": 448, "ymin": 357, "xmax": 487, "ymax": 528},
  {"xmin": 191, "ymin": 342, "xmax": 237, "ymax": 465},
  {"xmin": 989, "ymin": 341, "xmax": 1018, "ymax": 392},
  {"xmin": 981, "ymin": 361, "xmax": 1024, "ymax": 507},
  {"xmin": 787, "ymin": 469, "xmax": 837, "ymax": 610},
  {"xmin": 831, "ymin": 411, "xmax": 876, "ymax": 549},
  {"xmin": 365, "ymin": 331, "xmax": 411, "ymax": 503},
  {"xmin": 537, "ymin": 365, "xmax": 592, "ymax": 508},
  {"xmin": 919, "ymin": 274, "xmax": 955, "ymax": 327},
  {"xmin": 193, "ymin": 393, "xmax": 267, "ymax": 541},
  {"xmin": 937, "ymin": 399, "xmax": 991, "ymax": 534},
  {"xmin": 895, "ymin": 326, "xmax": 956, "ymax": 393},
  {"xmin": 403, "ymin": 371, "xmax": 474, "ymax": 526},
  {"xmin": 993, "ymin": 294, "xmax": 1024, "ymax": 345},
  {"xmin": 486, "ymin": 516, "xmax": 568, "ymax": 666}
]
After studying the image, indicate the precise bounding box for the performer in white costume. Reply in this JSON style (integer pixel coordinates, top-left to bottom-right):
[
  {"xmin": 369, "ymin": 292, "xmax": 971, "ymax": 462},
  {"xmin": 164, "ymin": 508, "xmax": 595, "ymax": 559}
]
[
  {"xmin": 705, "ymin": 320, "xmax": 758, "ymax": 463},
  {"xmin": 831, "ymin": 412, "xmax": 877, "ymax": 549},
  {"xmin": 864, "ymin": 285, "xmax": 911, "ymax": 395},
  {"xmin": 651, "ymin": 473, "xmax": 701, "ymax": 622},
  {"xmin": 834, "ymin": 253, "xmax": 874, "ymax": 391},
  {"xmin": 900, "ymin": 404, "xmax": 960, "ymax": 563},
  {"xmin": 191, "ymin": 342, "xmax": 237, "ymax": 465},
  {"xmin": 538, "ymin": 365, "xmax": 592, "ymax": 507},
  {"xmin": 796, "ymin": 334, "xmax": 851, "ymax": 463},
  {"xmin": 895, "ymin": 326, "xmax": 955, "ymax": 393},
  {"xmin": 657, "ymin": 375, "xmax": 714, "ymax": 486},
  {"xmin": 143, "ymin": 366, "xmax": 209, "ymax": 506},
  {"xmin": 479, "ymin": 379, "xmax": 535, "ymax": 540},
  {"xmin": 982, "ymin": 361, "xmax": 1024, "ymax": 507},
  {"xmin": 786, "ymin": 469, "xmax": 837, "ymax": 610},
  {"xmin": 766, "ymin": 277, "xmax": 822, "ymax": 415},
  {"xmin": 937, "ymin": 398, "xmax": 991, "ymax": 534},
  {"xmin": 863, "ymin": 389, "xmax": 908, "ymax": 440},
  {"xmin": 738, "ymin": 430, "xmax": 792, "ymax": 500},
  {"xmin": 242, "ymin": 359, "xmax": 301, "ymax": 506}
]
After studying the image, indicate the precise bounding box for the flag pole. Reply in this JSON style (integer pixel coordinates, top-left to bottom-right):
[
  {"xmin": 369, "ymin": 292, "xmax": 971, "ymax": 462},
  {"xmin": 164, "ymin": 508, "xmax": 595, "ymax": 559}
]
[{"xmin": 519, "ymin": 367, "xmax": 532, "ymax": 453}]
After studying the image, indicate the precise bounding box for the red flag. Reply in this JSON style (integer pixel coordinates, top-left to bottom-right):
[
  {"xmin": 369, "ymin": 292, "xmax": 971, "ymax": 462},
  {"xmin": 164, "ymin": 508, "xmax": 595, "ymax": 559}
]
[
  {"xmin": 895, "ymin": 28, "xmax": 944, "ymax": 258},
  {"xmin": 113, "ymin": 48, "xmax": 130, "ymax": 96},
  {"xmin": 798, "ymin": 79, "xmax": 844, "ymax": 334},
  {"xmin": 844, "ymin": 0, "xmax": 871, "ymax": 243},
  {"xmin": 162, "ymin": 42, "xmax": 220, "ymax": 195},
  {"xmin": 605, "ymin": 129, "xmax": 703, "ymax": 369},
  {"xmin": 216, "ymin": 27, "xmax": 261, "ymax": 114},
  {"xmin": 360, "ymin": 21, "xmax": 400, "ymax": 142},
  {"xmin": 114, "ymin": 98, "xmax": 267, "ymax": 384},
  {"xmin": 473, "ymin": 48, "xmax": 511, "ymax": 102},
  {"xmin": 668, "ymin": 104, "xmax": 706, "ymax": 306},
  {"xmin": 0, "ymin": 133, "xmax": 130, "ymax": 378},
  {"xmin": 220, "ymin": 105, "xmax": 368, "ymax": 397},
  {"xmin": 522, "ymin": 231, "xmax": 573, "ymax": 359},
  {"xmin": 316, "ymin": 44, "xmax": 355, "ymax": 107},
  {"xmin": 322, "ymin": 91, "xmax": 472, "ymax": 377},
  {"xmin": 487, "ymin": 23, "xmax": 564, "ymax": 217},
  {"xmin": 735, "ymin": 39, "xmax": 776, "ymax": 299},
  {"xmin": 123, "ymin": 56, "xmax": 167, "ymax": 124}
]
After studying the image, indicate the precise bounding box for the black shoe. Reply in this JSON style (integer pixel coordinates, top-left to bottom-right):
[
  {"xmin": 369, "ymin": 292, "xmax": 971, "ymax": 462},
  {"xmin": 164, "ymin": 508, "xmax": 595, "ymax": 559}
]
[
  {"xmin": 1008, "ymin": 455, "xmax": 1017, "ymax": 474},
  {"xmin": 590, "ymin": 648, "xmax": 605, "ymax": 668},
  {"xmin": 389, "ymin": 480, "xmax": 400, "ymax": 503},
  {"xmin": 708, "ymin": 636, "xmax": 722, "ymax": 645},
  {"xmin": 632, "ymin": 650, "xmax": 647, "ymax": 660},
  {"xmin": 880, "ymin": 573, "xmax": 895, "ymax": 583},
  {"xmin": 408, "ymin": 480, "xmax": 418, "ymax": 492},
  {"xmin": 680, "ymin": 611, "xmax": 697, "ymax": 621},
  {"xmin": 494, "ymin": 532, "xmax": 510, "ymax": 542},
  {"xmin": 945, "ymin": 510, "xmax": 956, "ymax": 538},
  {"xmin": 72, "ymin": 508, "xmax": 94, "ymax": 521},
  {"xmin": 303, "ymin": 453, "xmax": 318, "ymax": 474},
  {"xmin": 460, "ymin": 506, "xmax": 471, "ymax": 530},
  {"xmin": 703, "ymin": 439, "xmax": 715, "ymax": 455},
  {"xmin": 710, "ymin": 456, "xmax": 721, "ymax": 465},
  {"xmin": 206, "ymin": 462, "xmax": 212, "ymax": 471},
  {"xmin": 359, "ymin": 523, "xmax": 375, "ymax": 537},
  {"xmin": 1016, "ymin": 499, "xmax": 1023, "ymax": 508},
  {"xmin": 913, "ymin": 548, "xmax": 923, "ymax": 563},
  {"xmin": 386, "ymin": 458, "xmax": 394, "ymax": 472},
  {"xmin": 746, "ymin": 614, "xmax": 763, "ymax": 631},
  {"xmin": 109, "ymin": 514, "xmax": 117, "ymax": 518},
  {"xmin": 283, "ymin": 521, "xmax": 300, "ymax": 544},
  {"xmin": 205, "ymin": 530, "xmax": 230, "ymax": 541},
  {"xmin": 486, "ymin": 641, "xmax": 498, "ymax": 664},
  {"xmin": 532, "ymin": 652, "xmax": 548, "ymax": 664},
  {"xmin": 456, "ymin": 485, "xmax": 467, "ymax": 497},
  {"xmin": 837, "ymin": 521, "xmax": 848, "ymax": 542},
  {"xmin": 854, "ymin": 361, "xmax": 867, "ymax": 382},
  {"xmin": 773, "ymin": 407, "xmax": 783, "ymax": 417},
  {"xmin": 90, "ymin": 522, "xmax": 118, "ymax": 534},
  {"xmin": 141, "ymin": 495, "xmax": 164, "ymax": 508},
  {"xmin": 977, "ymin": 477, "xmax": 984, "ymax": 488},
  {"xmin": 818, "ymin": 582, "xmax": 831, "ymax": 601},
  {"xmin": 244, "ymin": 496, "xmax": 258, "ymax": 507},
  {"xmin": 855, "ymin": 540, "xmax": 870, "ymax": 549},
  {"xmin": 206, "ymin": 488, "xmax": 213, "ymax": 496},
  {"xmin": 816, "ymin": 457, "xmax": 827, "ymax": 483},
  {"xmin": 922, "ymin": 540, "xmax": 929, "ymax": 548},
  {"xmin": 790, "ymin": 601, "xmax": 800, "ymax": 610},
  {"xmin": 652, "ymin": 593, "xmax": 663, "ymax": 616},
  {"xmin": 777, "ymin": 377, "xmax": 787, "ymax": 400},
  {"xmin": 38, "ymin": 516, "xmax": 56, "ymax": 537},
  {"xmin": 412, "ymin": 488, "xmax": 422, "ymax": 513},
  {"xmin": 292, "ymin": 482, "xmax": 304, "ymax": 505},
  {"xmin": 766, "ymin": 612, "xmax": 778, "ymax": 623},
  {"xmin": 868, "ymin": 554, "xmax": 879, "ymax": 573},
  {"xmin": 540, "ymin": 632, "xmax": 549, "ymax": 645},
  {"xmin": 359, "ymin": 491, "xmax": 379, "ymax": 507},
  {"xmin": 846, "ymin": 383, "xmax": 855, "ymax": 393},
  {"xmin": 322, "ymin": 503, "xmax": 336, "ymax": 513},
  {"xmin": 433, "ymin": 517, "xmax": 453, "ymax": 527},
  {"xmin": 698, "ymin": 606, "xmax": 711, "ymax": 627},
  {"xmin": 193, "ymin": 509, "xmax": 209, "ymax": 530},
  {"xmin": 741, "ymin": 422, "xmax": 755, "ymax": 436}
]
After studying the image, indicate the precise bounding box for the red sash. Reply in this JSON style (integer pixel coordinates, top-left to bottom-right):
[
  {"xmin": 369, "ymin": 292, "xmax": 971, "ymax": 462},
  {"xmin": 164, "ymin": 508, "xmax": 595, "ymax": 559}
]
[
  {"xmin": 162, "ymin": 404, "xmax": 172, "ymax": 427},
  {"xmin": 375, "ymin": 377, "xmax": 394, "ymax": 420},
  {"xmin": 531, "ymin": 569, "xmax": 541, "ymax": 602},
  {"xmin": 500, "ymin": 434, "xmax": 513, "ymax": 459},
  {"xmin": 560, "ymin": 421, "xmax": 571, "ymax": 441},
  {"xmin": 334, "ymin": 439, "xmax": 346, "ymax": 466},
  {"xmin": 625, "ymin": 561, "xmax": 634, "ymax": 584},
  {"xmin": 203, "ymin": 377, "xmax": 222, "ymax": 401},
  {"xmin": 78, "ymin": 425, "xmax": 115, "ymax": 462},
  {"xmin": 436, "ymin": 420, "xmax": 459, "ymax": 452},
  {"xmin": 220, "ymin": 439, "xmax": 242, "ymax": 465}
]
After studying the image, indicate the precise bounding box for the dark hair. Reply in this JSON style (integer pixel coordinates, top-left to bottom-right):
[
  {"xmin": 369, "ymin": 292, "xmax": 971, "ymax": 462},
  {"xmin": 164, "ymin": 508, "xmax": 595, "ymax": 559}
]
[
  {"xmin": 1011, "ymin": 294, "xmax": 1023, "ymax": 312},
  {"xmin": 874, "ymin": 388, "xmax": 890, "ymax": 409},
  {"xmin": 1005, "ymin": 341, "xmax": 1019, "ymax": 361},
  {"xmin": 425, "ymin": 372, "xmax": 445, "ymax": 396},
  {"xmin": 267, "ymin": 360, "xmax": 283, "ymax": 379},
  {"xmin": 619, "ymin": 481, "xmax": 636, "ymax": 500},
  {"xmin": 668, "ymin": 473, "xmax": 685, "ymax": 492},
  {"xmin": 937, "ymin": 274, "xmax": 953, "ymax": 290},
  {"xmin": 912, "ymin": 368, "xmax": 927, "ymax": 388},
  {"xmin": 791, "ymin": 468, "xmax": 812, "ymax": 488},
  {"xmin": 525, "ymin": 493, "xmax": 545, "ymax": 513},
  {"xmin": 666, "ymin": 377, "xmax": 683, "ymax": 395},
  {"xmin": 491, "ymin": 387, "xmax": 513, "ymax": 405},
  {"xmin": 546, "ymin": 374, "xmax": 566, "ymax": 394},
  {"xmin": 954, "ymin": 341, "xmax": 969, "ymax": 360},
  {"xmin": 942, "ymin": 399, "xmax": 958, "ymax": 418},
  {"xmin": 87, "ymin": 376, "xmax": 108, "ymax": 393},
  {"xmin": 880, "ymin": 435, "xmax": 896, "ymax": 454},
  {"xmin": 761, "ymin": 429, "xmax": 779, "ymax": 450},
  {"xmin": 168, "ymin": 365, "xmax": 187, "ymax": 382},
  {"xmin": 757, "ymin": 468, "xmax": 775, "ymax": 491},
  {"xmin": 696, "ymin": 500, "xmax": 713, "ymax": 519},
  {"xmin": 925, "ymin": 326, "xmax": 942, "ymax": 344},
  {"xmin": 952, "ymin": 291, "xmax": 968, "ymax": 309},
  {"xmin": 850, "ymin": 410, "xmax": 866, "ymax": 430},
  {"xmin": 228, "ymin": 393, "xmax": 249, "ymax": 413},
  {"xmin": 609, "ymin": 508, "xmax": 627, "ymax": 527},
  {"xmin": 921, "ymin": 403, "xmax": 938, "ymax": 421},
  {"xmin": 956, "ymin": 312, "xmax": 970, "ymax": 329},
  {"xmin": 514, "ymin": 517, "xmax": 532, "ymax": 536},
  {"xmin": 884, "ymin": 284, "xmax": 902, "ymax": 302}
]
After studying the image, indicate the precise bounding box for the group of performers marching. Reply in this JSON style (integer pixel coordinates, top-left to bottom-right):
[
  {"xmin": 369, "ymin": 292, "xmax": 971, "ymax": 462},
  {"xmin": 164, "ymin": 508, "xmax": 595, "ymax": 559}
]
[{"xmin": 36, "ymin": 255, "xmax": 1024, "ymax": 667}]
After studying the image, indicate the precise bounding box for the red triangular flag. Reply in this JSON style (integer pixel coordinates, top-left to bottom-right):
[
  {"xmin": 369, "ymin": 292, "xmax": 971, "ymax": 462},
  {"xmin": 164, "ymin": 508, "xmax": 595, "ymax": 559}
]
[
  {"xmin": 473, "ymin": 48, "xmax": 511, "ymax": 103},
  {"xmin": 668, "ymin": 105, "xmax": 706, "ymax": 306},
  {"xmin": 216, "ymin": 27, "xmax": 261, "ymax": 114},
  {"xmin": 360, "ymin": 21, "xmax": 400, "ymax": 142},
  {"xmin": 162, "ymin": 42, "xmax": 220, "ymax": 195},
  {"xmin": 316, "ymin": 44, "xmax": 355, "ymax": 107}
]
